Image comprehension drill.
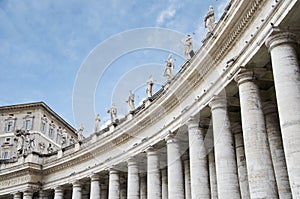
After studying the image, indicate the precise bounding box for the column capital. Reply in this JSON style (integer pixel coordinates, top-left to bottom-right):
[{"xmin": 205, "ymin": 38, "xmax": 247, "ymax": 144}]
[
  {"xmin": 234, "ymin": 68, "xmax": 254, "ymax": 86},
  {"xmin": 262, "ymin": 101, "xmax": 278, "ymax": 116},
  {"xmin": 109, "ymin": 168, "xmax": 119, "ymax": 174},
  {"xmin": 72, "ymin": 180, "xmax": 82, "ymax": 187},
  {"xmin": 186, "ymin": 115, "xmax": 199, "ymax": 129},
  {"xmin": 265, "ymin": 30, "xmax": 298, "ymax": 51},
  {"xmin": 54, "ymin": 185, "xmax": 63, "ymax": 191},
  {"xmin": 90, "ymin": 173, "xmax": 100, "ymax": 181},
  {"xmin": 165, "ymin": 132, "xmax": 177, "ymax": 144},
  {"xmin": 145, "ymin": 146, "xmax": 158, "ymax": 155},
  {"xmin": 209, "ymin": 94, "xmax": 227, "ymax": 111},
  {"xmin": 23, "ymin": 190, "xmax": 33, "ymax": 197},
  {"xmin": 127, "ymin": 156, "xmax": 139, "ymax": 167}
]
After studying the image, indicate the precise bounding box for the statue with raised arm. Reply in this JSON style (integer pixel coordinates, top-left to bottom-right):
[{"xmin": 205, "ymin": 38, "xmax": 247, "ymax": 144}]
[
  {"xmin": 127, "ymin": 90, "xmax": 135, "ymax": 111},
  {"xmin": 164, "ymin": 54, "xmax": 174, "ymax": 81},
  {"xmin": 94, "ymin": 114, "xmax": 101, "ymax": 132},
  {"xmin": 107, "ymin": 103, "xmax": 117, "ymax": 123},
  {"xmin": 77, "ymin": 123, "xmax": 84, "ymax": 141},
  {"xmin": 181, "ymin": 34, "xmax": 194, "ymax": 60},
  {"xmin": 146, "ymin": 75, "xmax": 154, "ymax": 97},
  {"xmin": 205, "ymin": 6, "xmax": 216, "ymax": 33}
]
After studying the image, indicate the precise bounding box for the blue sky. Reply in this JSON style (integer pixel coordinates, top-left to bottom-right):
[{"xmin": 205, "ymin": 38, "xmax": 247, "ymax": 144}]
[{"xmin": 0, "ymin": 0, "xmax": 229, "ymax": 136}]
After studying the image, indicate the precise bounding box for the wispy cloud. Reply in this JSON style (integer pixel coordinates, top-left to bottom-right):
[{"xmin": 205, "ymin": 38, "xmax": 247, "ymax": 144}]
[
  {"xmin": 156, "ymin": 5, "xmax": 177, "ymax": 25},
  {"xmin": 216, "ymin": 0, "xmax": 230, "ymax": 19}
]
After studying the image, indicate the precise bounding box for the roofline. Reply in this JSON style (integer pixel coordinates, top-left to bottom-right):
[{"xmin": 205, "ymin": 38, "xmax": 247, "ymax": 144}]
[{"xmin": 0, "ymin": 102, "xmax": 77, "ymax": 134}]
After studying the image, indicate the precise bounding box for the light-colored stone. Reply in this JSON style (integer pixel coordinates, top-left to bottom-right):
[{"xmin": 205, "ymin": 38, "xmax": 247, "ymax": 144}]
[
  {"xmin": 263, "ymin": 102, "xmax": 292, "ymax": 198},
  {"xmin": 90, "ymin": 174, "xmax": 101, "ymax": 199},
  {"xmin": 72, "ymin": 181, "xmax": 82, "ymax": 199},
  {"xmin": 208, "ymin": 150, "xmax": 218, "ymax": 199},
  {"xmin": 127, "ymin": 159, "xmax": 139, "ymax": 199},
  {"xmin": 165, "ymin": 133, "xmax": 185, "ymax": 199},
  {"xmin": 139, "ymin": 174, "xmax": 147, "ymax": 199},
  {"xmin": 108, "ymin": 169, "xmax": 120, "ymax": 199},
  {"xmin": 266, "ymin": 31, "xmax": 300, "ymax": 198},
  {"xmin": 235, "ymin": 69, "xmax": 278, "ymax": 198},
  {"xmin": 232, "ymin": 123, "xmax": 250, "ymax": 199},
  {"xmin": 54, "ymin": 186, "xmax": 64, "ymax": 199},
  {"xmin": 209, "ymin": 95, "xmax": 241, "ymax": 199},
  {"xmin": 146, "ymin": 147, "xmax": 161, "ymax": 199},
  {"xmin": 161, "ymin": 169, "xmax": 168, "ymax": 199},
  {"xmin": 187, "ymin": 117, "xmax": 210, "ymax": 199}
]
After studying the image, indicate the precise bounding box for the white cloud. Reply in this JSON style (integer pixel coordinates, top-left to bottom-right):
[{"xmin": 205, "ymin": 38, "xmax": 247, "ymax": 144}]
[{"xmin": 156, "ymin": 5, "xmax": 177, "ymax": 25}]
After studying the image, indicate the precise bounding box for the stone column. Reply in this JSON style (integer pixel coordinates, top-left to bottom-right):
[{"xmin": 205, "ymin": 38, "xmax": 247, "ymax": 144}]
[
  {"xmin": 263, "ymin": 102, "xmax": 292, "ymax": 198},
  {"xmin": 39, "ymin": 190, "xmax": 49, "ymax": 199},
  {"xmin": 13, "ymin": 192, "xmax": 21, "ymax": 199},
  {"xmin": 72, "ymin": 181, "xmax": 82, "ymax": 199},
  {"xmin": 208, "ymin": 150, "xmax": 218, "ymax": 199},
  {"xmin": 90, "ymin": 174, "xmax": 101, "ymax": 199},
  {"xmin": 108, "ymin": 169, "xmax": 120, "ymax": 199},
  {"xmin": 232, "ymin": 123, "xmax": 250, "ymax": 199},
  {"xmin": 100, "ymin": 183, "xmax": 108, "ymax": 199},
  {"xmin": 235, "ymin": 69, "xmax": 277, "ymax": 198},
  {"xmin": 23, "ymin": 191, "xmax": 33, "ymax": 199},
  {"xmin": 161, "ymin": 169, "xmax": 168, "ymax": 199},
  {"xmin": 127, "ymin": 158, "xmax": 140, "ymax": 199},
  {"xmin": 140, "ymin": 173, "xmax": 147, "ymax": 199},
  {"xmin": 54, "ymin": 186, "xmax": 64, "ymax": 199},
  {"xmin": 266, "ymin": 31, "xmax": 300, "ymax": 198},
  {"xmin": 146, "ymin": 147, "xmax": 161, "ymax": 199},
  {"xmin": 183, "ymin": 155, "xmax": 191, "ymax": 199},
  {"xmin": 165, "ymin": 133, "xmax": 185, "ymax": 199},
  {"xmin": 209, "ymin": 95, "xmax": 241, "ymax": 199},
  {"xmin": 187, "ymin": 117, "xmax": 210, "ymax": 199}
]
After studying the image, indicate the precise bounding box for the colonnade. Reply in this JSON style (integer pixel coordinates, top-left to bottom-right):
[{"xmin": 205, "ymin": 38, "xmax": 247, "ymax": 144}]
[{"xmin": 10, "ymin": 31, "xmax": 299, "ymax": 199}]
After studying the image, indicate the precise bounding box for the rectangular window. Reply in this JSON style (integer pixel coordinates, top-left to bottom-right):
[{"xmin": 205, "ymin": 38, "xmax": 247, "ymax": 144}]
[
  {"xmin": 41, "ymin": 122, "xmax": 47, "ymax": 134},
  {"xmin": 5, "ymin": 121, "xmax": 14, "ymax": 132},
  {"xmin": 2, "ymin": 151, "xmax": 9, "ymax": 159},
  {"xmin": 49, "ymin": 128, "xmax": 54, "ymax": 139},
  {"xmin": 24, "ymin": 119, "xmax": 32, "ymax": 130}
]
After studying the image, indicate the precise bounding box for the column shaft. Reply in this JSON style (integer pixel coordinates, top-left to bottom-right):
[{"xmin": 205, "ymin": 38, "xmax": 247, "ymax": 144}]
[
  {"xmin": 208, "ymin": 150, "xmax": 218, "ymax": 199},
  {"xmin": 183, "ymin": 159, "xmax": 191, "ymax": 199},
  {"xmin": 266, "ymin": 31, "xmax": 300, "ymax": 198},
  {"xmin": 100, "ymin": 184, "xmax": 108, "ymax": 199},
  {"xmin": 54, "ymin": 186, "xmax": 64, "ymax": 199},
  {"xmin": 161, "ymin": 169, "xmax": 168, "ymax": 199},
  {"xmin": 127, "ymin": 160, "xmax": 139, "ymax": 199},
  {"xmin": 209, "ymin": 96, "xmax": 241, "ymax": 199},
  {"xmin": 23, "ymin": 191, "xmax": 33, "ymax": 199},
  {"xmin": 13, "ymin": 192, "xmax": 21, "ymax": 199},
  {"xmin": 147, "ymin": 147, "xmax": 161, "ymax": 199},
  {"xmin": 108, "ymin": 170, "xmax": 120, "ymax": 199},
  {"xmin": 166, "ymin": 134, "xmax": 185, "ymax": 199},
  {"xmin": 264, "ymin": 102, "xmax": 292, "ymax": 198},
  {"xmin": 187, "ymin": 118, "xmax": 210, "ymax": 198},
  {"xmin": 232, "ymin": 123, "xmax": 250, "ymax": 199},
  {"xmin": 72, "ymin": 182, "xmax": 82, "ymax": 199},
  {"xmin": 90, "ymin": 174, "xmax": 101, "ymax": 199},
  {"xmin": 140, "ymin": 174, "xmax": 147, "ymax": 199},
  {"xmin": 235, "ymin": 70, "xmax": 277, "ymax": 198}
]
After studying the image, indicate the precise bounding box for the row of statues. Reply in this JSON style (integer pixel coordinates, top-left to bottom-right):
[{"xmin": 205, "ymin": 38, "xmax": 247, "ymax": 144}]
[{"xmin": 77, "ymin": 6, "xmax": 217, "ymax": 136}]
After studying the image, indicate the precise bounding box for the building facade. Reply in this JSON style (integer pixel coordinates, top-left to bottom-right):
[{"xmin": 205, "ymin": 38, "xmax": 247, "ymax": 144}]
[
  {"xmin": 0, "ymin": 0, "xmax": 300, "ymax": 198},
  {"xmin": 0, "ymin": 102, "xmax": 78, "ymax": 160}
]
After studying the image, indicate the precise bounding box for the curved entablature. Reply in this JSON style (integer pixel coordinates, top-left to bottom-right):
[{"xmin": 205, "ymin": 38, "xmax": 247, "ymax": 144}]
[{"xmin": 1, "ymin": 0, "xmax": 299, "ymax": 197}]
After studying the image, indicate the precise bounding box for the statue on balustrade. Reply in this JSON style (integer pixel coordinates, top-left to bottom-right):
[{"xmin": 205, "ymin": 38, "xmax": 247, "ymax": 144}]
[
  {"xmin": 164, "ymin": 54, "xmax": 174, "ymax": 81},
  {"xmin": 94, "ymin": 114, "xmax": 101, "ymax": 132},
  {"xmin": 77, "ymin": 123, "xmax": 85, "ymax": 141},
  {"xmin": 108, "ymin": 103, "xmax": 117, "ymax": 123},
  {"xmin": 146, "ymin": 75, "xmax": 154, "ymax": 97},
  {"xmin": 127, "ymin": 90, "xmax": 135, "ymax": 112},
  {"xmin": 205, "ymin": 6, "xmax": 216, "ymax": 33},
  {"xmin": 181, "ymin": 35, "xmax": 194, "ymax": 60}
]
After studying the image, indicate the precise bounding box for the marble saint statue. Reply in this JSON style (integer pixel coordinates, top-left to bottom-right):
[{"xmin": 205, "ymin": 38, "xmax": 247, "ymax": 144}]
[
  {"xmin": 108, "ymin": 103, "xmax": 117, "ymax": 123},
  {"xmin": 146, "ymin": 75, "xmax": 154, "ymax": 97},
  {"xmin": 205, "ymin": 6, "xmax": 216, "ymax": 33},
  {"xmin": 181, "ymin": 35, "xmax": 194, "ymax": 60},
  {"xmin": 127, "ymin": 90, "xmax": 135, "ymax": 111},
  {"xmin": 94, "ymin": 114, "xmax": 101, "ymax": 132},
  {"xmin": 77, "ymin": 123, "xmax": 84, "ymax": 141},
  {"xmin": 164, "ymin": 54, "xmax": 174, "ymax": 81}
]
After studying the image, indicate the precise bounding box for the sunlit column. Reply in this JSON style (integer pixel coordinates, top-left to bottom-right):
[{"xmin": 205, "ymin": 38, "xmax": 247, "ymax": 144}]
[{"xmin": 266, "ymin": 30, "xmax": 300, "ymax": 198}]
